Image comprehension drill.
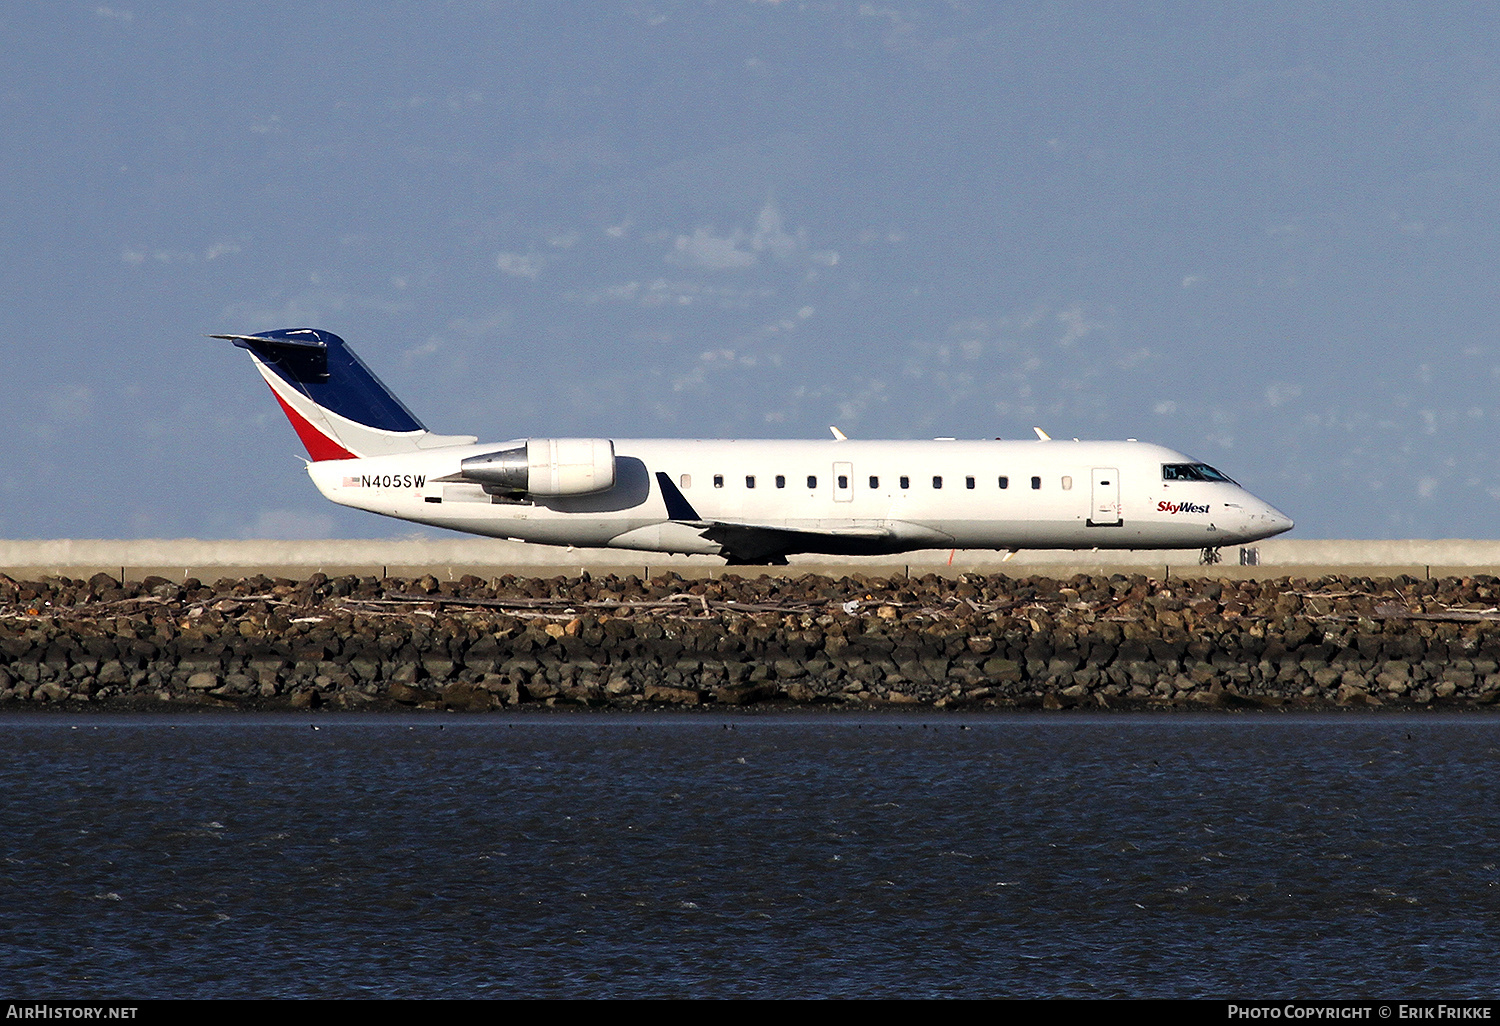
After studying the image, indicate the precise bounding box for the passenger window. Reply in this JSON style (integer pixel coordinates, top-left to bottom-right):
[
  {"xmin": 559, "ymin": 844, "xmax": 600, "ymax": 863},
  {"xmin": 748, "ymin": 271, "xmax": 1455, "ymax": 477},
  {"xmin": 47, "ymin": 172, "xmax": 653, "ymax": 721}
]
[
  {"xmin": 998, "ymin": 476, "xmax": 1009, "ymax": 489},
  {"xmin": 837, "ymin": 475, "xmax": 848, "ymax": 489},
  {"xmin": 1031, "ymin": 476, "xmax": 1041, "ymax": 490},
  {"xmin": 900, "ymin": 476, "xmax": 910, "ymax": 489},
  {"xmin": 1061, "ymin": 476, "xmax": 1072, "ymax": 490},
  {"xmin": 965, "ymin": 476, "xmax": 975, "ymax": 489},
  {"xmin": 714, "ymin": 474, "xmax": 724, "ymax": 488},
  {"xmin": 933, "ymin": 476, "xmax": 943, "ymax": 489},
  {"xmin": 869, "ymin": 476, "xmax": 879, "ymax": 489},
  {"xmin": 776, "ymin": 475, "xmax": 786, "ymax": 489},
  {"xmin": 807, "ymin": 475, "xmax": 818, "ymax": 489},
  {"xmin": 680, "ymin": 474, "xmax": 691, "ymax": 489},
  {"xmin": 746, "ymin": 475, "xmax": 756, "ymax": 489}
]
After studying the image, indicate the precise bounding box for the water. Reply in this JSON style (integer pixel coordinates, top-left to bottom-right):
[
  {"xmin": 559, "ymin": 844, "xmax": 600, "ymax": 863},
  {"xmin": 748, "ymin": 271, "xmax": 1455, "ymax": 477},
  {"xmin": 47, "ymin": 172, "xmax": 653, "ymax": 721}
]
[{"xmin": 1, "ymin": 713, "xmax": 1497, "ymax": 998}]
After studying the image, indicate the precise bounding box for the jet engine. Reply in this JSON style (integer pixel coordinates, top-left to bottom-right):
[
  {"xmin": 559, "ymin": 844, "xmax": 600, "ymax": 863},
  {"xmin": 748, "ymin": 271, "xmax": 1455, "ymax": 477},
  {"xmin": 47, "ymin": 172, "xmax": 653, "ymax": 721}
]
[{"xmin": 460, "ymin": 438, "xmax": 616, "ymax": 496}]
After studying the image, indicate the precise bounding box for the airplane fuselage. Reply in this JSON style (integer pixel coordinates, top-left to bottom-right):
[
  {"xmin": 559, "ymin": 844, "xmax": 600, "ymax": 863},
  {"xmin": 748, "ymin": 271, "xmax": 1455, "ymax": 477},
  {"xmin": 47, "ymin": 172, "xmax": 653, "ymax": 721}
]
[{"xmin": 308, "ymin": 437, "xmax": 1291, "ymax": 557}]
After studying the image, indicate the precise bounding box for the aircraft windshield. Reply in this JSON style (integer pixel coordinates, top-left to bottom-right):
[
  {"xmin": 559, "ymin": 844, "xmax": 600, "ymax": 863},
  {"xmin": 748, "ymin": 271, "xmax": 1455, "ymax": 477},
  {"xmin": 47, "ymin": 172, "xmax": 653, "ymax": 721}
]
[{"xmin": 1162, "ymin": 463, "xmax": 1236, "ymax": 484}]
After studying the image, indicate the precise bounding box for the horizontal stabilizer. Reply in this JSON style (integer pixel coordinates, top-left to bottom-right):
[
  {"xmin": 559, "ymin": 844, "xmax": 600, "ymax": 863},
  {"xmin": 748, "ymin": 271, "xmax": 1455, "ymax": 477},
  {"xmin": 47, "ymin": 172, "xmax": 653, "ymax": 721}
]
[
  {"xmin": 211, "ymin": 332, "xmax": 329, "ymax": 382},
  {"xmin": 211, "ymin": 333, "xmax": 327, "ymax": 351}
]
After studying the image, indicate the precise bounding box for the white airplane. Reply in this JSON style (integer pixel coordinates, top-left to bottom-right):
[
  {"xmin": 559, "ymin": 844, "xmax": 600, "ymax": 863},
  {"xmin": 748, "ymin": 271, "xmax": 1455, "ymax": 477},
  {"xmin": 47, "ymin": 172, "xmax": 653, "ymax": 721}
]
[{"xmin": 217, "ymin": 328, "xmax": 1293, "ymax": 565}]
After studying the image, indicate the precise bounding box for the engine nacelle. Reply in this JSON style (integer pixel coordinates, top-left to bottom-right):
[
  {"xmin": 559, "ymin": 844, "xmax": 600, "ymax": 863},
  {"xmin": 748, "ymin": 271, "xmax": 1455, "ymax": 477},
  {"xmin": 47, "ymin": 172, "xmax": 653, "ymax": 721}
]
[{"xmin": 460, "ymin": 438, "xmax": 616, "ymax": 496}]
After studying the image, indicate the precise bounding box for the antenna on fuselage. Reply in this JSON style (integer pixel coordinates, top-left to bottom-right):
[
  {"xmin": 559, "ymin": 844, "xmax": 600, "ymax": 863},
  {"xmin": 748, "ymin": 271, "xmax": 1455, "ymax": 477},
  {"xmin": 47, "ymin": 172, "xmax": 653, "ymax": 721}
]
[
  {"xmin": 830, "ymin": 426, "xmax": 847, "ymax": 441},
  {"xmin": 1033, "ymin": 427, "xmax": 1051, "ymax": 441}
]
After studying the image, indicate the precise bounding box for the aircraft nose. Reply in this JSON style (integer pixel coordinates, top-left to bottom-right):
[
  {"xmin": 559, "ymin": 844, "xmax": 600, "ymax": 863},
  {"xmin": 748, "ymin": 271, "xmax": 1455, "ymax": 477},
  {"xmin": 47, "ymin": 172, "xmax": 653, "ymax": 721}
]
[
  {"xmin": 1228, "ymin": 492, "xmax": 1293, "ymax": 541},
  {"xmin": 1259, "ymin": 504, "xmax": 1294, "ymax": 537}
]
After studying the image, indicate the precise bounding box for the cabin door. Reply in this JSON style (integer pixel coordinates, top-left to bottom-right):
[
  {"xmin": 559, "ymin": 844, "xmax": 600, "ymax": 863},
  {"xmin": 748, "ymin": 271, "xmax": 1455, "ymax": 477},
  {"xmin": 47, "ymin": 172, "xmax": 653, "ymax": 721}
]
[
  {"xmin": 833, "ymin": 461, "xmax": 854, "ymax": 502},
  {"xmin": 1088, "ymin": 467, "xmax": 1122, "ymax": 527}
]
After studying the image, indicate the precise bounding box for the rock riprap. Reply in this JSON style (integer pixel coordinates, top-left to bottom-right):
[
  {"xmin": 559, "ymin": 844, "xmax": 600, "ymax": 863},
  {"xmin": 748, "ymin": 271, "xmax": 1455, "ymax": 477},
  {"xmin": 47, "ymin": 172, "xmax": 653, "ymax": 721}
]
[{"xmin": 2, "ymin": 570, "xmax": 1499, "ymax": 711}]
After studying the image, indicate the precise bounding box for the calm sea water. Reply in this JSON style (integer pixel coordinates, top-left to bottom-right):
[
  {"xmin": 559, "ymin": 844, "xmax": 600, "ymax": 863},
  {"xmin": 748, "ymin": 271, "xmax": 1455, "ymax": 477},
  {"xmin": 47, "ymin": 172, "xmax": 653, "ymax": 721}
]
[{"xmin": 1, "ymin": 712, "xmax": 1497, "ymax": 999}]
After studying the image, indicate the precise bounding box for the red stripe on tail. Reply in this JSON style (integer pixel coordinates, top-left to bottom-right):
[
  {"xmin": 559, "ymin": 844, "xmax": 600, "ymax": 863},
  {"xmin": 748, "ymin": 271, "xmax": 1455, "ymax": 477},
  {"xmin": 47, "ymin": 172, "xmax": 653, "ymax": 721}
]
[{"xmin": 267, "ymin": 384, "xmax": 358, "ymax": 461}]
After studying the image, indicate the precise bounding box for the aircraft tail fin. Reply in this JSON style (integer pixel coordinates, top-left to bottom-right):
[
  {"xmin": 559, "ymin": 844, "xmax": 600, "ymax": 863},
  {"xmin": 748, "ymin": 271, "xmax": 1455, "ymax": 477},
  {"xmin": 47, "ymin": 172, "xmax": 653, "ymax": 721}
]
[{"xmin": 214, "ymin": 328, "xmax": 477, "ymax": 460}]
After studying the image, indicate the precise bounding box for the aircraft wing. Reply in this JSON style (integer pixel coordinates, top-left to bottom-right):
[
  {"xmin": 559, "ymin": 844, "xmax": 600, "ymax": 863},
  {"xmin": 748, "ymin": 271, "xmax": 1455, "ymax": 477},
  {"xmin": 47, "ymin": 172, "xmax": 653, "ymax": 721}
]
[
  {"xmin": 654, "ymin": 471, "xmax": 893, "ymax": 561},
  {"xmin": 697, "ymin": 520, "xmax": 892, "ymax": 562}
]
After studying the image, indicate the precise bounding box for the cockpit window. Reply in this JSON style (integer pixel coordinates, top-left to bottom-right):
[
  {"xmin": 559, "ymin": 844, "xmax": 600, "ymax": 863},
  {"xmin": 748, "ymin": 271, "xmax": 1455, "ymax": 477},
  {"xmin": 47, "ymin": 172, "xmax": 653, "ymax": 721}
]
[{"xmin": 1162, "ymin": 463, "xmax": 1236, "ymax": 484}]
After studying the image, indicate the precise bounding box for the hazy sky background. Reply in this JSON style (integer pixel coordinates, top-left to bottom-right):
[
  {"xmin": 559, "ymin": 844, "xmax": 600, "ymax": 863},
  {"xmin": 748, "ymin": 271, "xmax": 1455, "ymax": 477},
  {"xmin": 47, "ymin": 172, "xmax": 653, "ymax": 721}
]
[{"xmin": 3, "ymin": 1, "xmax": 1500, "ymax": 541}]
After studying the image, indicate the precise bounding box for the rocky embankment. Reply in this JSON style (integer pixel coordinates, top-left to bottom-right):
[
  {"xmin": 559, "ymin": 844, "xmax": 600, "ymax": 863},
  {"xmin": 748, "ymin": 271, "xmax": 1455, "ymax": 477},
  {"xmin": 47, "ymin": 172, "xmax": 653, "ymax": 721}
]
[{"xmin": 2, "ymin": 569, "xmax": 1499, "ymax": 711}]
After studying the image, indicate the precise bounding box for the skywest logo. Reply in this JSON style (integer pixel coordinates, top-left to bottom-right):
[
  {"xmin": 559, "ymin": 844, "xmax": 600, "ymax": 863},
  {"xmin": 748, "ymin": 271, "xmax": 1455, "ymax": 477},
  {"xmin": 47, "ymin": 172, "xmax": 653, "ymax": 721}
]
[
  {"xmin": 343, "ymin": 474, "xmax": 426, "ymax": 489},
  {"xmin": 1158, "ymin": 500, "xmax": 1209, "ymax": 514}
]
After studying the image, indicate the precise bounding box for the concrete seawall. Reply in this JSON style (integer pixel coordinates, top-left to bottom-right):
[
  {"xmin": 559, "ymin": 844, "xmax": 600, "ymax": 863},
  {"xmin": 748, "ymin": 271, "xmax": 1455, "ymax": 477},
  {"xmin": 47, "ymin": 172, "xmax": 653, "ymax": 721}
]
[{"xmin": 5, "ymin": 538, "xmax": 1500, "ymax": 584}]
